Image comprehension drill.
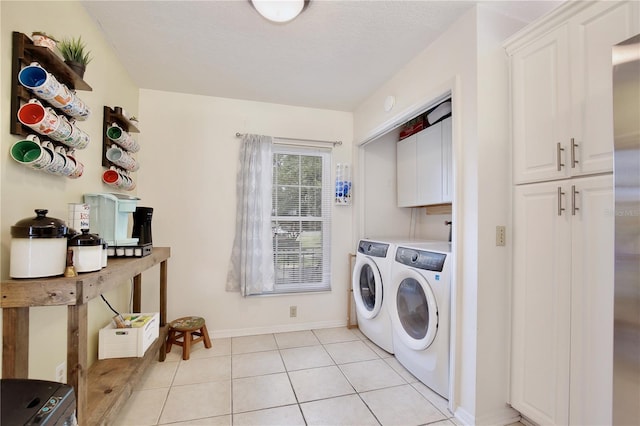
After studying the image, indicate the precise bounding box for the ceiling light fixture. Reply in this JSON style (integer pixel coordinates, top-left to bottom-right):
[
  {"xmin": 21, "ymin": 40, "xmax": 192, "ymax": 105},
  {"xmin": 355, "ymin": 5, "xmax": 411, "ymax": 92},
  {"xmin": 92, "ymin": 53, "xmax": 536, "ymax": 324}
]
[{"xmin": 250, "ymin": 0, "xmax": 310, "ymax": 23}]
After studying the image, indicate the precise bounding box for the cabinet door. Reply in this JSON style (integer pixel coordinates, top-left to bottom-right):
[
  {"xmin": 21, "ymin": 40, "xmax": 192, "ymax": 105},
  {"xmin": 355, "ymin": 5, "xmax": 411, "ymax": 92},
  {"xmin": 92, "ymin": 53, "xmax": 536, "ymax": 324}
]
[
  {"xmin": 569, "ymin": 174, "xmax": 614, "ymax": 425},
  {"xmin": 511, "ymin": 25, "xmax": 571, "ymax": 184},
  {"xmin": 397, "ymin": 134, "xmax": 417, "ymax": 207},
  {"xmin": 511, "ymin": 181, "xmax": 572, "ymax": 425},
  {"xmin": 569, "ymin": 1, "xmax": 640, "ymax": 177},
  {"xmin": 416, "ymin": 122, "xmax": 443, "ymax": 205},
  {"xmin": 441, "ymin": 117, "xmax": 453, "ymax": 203}
]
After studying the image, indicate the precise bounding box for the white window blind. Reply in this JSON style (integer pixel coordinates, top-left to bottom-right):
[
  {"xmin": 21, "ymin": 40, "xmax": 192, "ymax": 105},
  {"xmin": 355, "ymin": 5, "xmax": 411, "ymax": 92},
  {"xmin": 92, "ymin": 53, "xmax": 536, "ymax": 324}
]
[{"xmin": 271, "ymin": 144, "xmax": 332, "ymax": 293}]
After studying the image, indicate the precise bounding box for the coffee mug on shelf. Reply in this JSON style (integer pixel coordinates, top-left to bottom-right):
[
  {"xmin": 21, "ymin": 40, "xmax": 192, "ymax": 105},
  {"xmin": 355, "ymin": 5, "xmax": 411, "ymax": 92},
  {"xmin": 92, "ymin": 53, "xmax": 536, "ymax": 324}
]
[
  {"xmin": 61, "ymin": 119, "xmax": 90, "ymax": 149},
  {"xmin": 102, "ymin": 166, "xmax": 136, "ymax": 190},
  {"xmin": 17, "ymin": 99, "xmax": 60, "ymax": 135},
  {"xmin": 10, "ymin": 134, "xmax": 52, "ymax": 170},
  {"xmin": 56, "ymin": 146, "xmax": 77, "ymax": 177},
  {"xmin": 43, "ymin": 142, "xmax": 66, "ymax": 175},
  {"xmin": 45, "ymin": 83, "xmax": 74, "ymax": 110},
  {"xmin": 60, "ymin": 94, "xmax": 91, "ymax": 121},
  {"xmin": 66, "ymin": 150, "xmax": 85, "ymax": 179},
  {"xmin": 48, "ymin": 114, "xmax": 73, "ymax": 142},
  {"xmin": 17, "ymin": 63, "xmax": 61, "ymax": 99},
  {"xmin": 106, "ymin": 123, "xmax": 140, "ymax": 152},
  {"xmin": 106, "ymin": 145, "xmax": 139, "ymax": 171}
]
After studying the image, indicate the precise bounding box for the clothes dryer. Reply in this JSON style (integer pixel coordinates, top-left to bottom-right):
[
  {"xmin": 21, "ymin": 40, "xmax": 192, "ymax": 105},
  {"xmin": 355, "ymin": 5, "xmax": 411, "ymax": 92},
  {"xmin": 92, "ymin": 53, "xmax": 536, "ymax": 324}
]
[
  {"xmin": 389, "ymin": 241, "xmax": 452, "ymax": 398},
  {"xmin": 352, "ymin": 239, "xmax": 397, "ymax": 353}
]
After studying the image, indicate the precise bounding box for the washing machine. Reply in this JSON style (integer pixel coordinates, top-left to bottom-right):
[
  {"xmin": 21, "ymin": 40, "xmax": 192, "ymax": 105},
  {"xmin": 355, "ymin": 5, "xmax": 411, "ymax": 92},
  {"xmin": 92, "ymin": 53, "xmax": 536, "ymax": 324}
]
[
  {"xmin": 389, "ymin": 241, "xmax": 452, "ymax": 398},
  {"xmin": 352, "ymin": 239, "xmax": 397, "ymax": 353}
]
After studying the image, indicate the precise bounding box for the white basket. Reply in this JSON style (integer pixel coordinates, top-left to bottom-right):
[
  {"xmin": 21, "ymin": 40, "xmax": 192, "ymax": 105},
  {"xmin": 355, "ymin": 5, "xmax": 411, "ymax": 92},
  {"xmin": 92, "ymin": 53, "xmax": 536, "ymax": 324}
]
[{"xmin": 98, "ymin": 312, "xmax": 159, "ymax": 359}]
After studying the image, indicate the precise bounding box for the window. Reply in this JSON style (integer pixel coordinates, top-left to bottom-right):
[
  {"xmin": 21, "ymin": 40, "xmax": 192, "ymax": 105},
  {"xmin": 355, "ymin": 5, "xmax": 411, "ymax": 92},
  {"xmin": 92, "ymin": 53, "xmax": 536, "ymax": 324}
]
[{"xmin": 271, "ymin": 145, "xmax": 332, "ymax": 293}]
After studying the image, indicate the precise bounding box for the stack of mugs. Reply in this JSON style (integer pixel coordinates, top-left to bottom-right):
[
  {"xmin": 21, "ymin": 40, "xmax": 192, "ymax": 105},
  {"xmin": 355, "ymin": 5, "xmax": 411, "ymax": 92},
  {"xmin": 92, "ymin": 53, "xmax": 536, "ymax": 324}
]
[
  {"xmin": 10, "ymin": 134, "xmax": 84, "ymax": 178},
  {"xmin": 12, "ymin": 62, "xmax": 91, "ymax": 178},
  {"xmin": 102, "ymin": 166, "xmax": 136, "ymax": 191},
  {"xmin": 103, "ymin": 122, "xmax": 139, "ymax": 191},
  {"xmin": 17, "ymin": 99, "xmax": 90, "ymax": 149},
  {"xmin": 18, "ymin": 63, "xmax": 91, "ymax": 120}
]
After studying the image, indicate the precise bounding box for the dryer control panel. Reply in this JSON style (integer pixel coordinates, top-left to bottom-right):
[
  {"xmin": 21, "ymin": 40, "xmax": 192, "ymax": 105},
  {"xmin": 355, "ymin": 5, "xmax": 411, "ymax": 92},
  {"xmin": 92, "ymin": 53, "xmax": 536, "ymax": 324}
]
[
  {"xmin": 395, "ymin": 247, "xmax": 446, "ymax": 272},
  {"xmin": 358, "ymin": 240, "xmax": 389, "ymax": 257}
]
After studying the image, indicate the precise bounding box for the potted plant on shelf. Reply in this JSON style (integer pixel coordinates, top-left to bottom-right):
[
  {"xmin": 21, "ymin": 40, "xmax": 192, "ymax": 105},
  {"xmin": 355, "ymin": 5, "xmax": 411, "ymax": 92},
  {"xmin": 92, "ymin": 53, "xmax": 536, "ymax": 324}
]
[{"xmin": 58, "ymin": 36, "xmax": 92, "ymax": 78}]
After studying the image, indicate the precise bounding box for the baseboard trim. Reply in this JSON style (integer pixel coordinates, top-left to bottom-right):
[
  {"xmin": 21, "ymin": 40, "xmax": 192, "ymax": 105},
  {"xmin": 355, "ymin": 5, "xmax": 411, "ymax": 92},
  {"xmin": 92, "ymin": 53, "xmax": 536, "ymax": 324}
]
[
  {"xmin": 455, "ymin": 406, "xmax": 475, "ymax": 425},
  {"xmin": 455, "ymin": 405, "xmax": 521, "ymax": 426},
  {"xmin": 475, "ymin": 407, "xmax": 521, "ymax": 426},
  {"xmin": 211, "ymin": 319, "xmax": 348, "ymax": 338}
]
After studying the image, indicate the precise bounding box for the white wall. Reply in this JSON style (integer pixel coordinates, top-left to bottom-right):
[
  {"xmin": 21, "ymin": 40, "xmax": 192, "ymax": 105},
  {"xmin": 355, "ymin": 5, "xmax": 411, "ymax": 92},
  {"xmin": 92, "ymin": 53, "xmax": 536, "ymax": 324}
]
[
  {"xmin": 353, "ymin": 5, "xmax": 526, "ymax": 425},
  {"xmin": 0, "ymin": 0, "xmax": 140, "ymax": 379},
  {"xmin": 361, "ymin": 129, "xmax": 411, "ymax": 238},
  {"xmin": 474, "ymin": 6, "xmax": 527, "ymax": 425},
  {"xmin": 137, "ymin": 89, "xmax": 353, "ymax": 337}
]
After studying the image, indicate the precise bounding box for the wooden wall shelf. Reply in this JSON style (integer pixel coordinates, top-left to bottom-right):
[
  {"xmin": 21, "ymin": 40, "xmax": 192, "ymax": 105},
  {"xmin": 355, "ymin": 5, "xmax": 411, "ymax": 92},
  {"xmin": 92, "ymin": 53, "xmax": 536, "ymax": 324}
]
[
  {"xmin": 1, "ymin": 247, "xmax": 170, "ymax": 426},
  {"xmin": 10, "ymin": 31, "xmax": 92, "ymax": 137}
]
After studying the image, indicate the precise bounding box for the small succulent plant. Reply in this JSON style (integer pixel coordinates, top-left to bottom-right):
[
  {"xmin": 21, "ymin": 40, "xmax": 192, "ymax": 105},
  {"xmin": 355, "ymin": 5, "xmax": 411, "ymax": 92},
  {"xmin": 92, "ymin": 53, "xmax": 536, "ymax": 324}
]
[{"xmin": 58, "ymin": 36, "xmax": 93, "ymax": 65}]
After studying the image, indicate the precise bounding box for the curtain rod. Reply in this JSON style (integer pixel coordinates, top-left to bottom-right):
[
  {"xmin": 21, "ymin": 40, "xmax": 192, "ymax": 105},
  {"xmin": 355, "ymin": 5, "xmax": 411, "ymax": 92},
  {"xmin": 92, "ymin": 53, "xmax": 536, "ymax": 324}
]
[{"xmin": 235, "ymin": 132, "xmax": 342, "ymax": 146}]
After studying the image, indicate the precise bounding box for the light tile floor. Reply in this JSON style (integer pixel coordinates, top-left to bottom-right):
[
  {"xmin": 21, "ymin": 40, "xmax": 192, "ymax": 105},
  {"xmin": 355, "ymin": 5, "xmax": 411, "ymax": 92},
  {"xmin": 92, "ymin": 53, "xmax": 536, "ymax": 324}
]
[{"xmin": 113, "ymin": 327, "xmax": 462, "ymax": 426}]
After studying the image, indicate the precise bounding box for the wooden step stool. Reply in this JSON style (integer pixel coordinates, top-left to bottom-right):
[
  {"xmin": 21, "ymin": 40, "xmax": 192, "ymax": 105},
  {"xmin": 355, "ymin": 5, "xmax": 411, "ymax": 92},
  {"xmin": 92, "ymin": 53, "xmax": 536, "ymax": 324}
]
[{"xmin": 166, "ymin": 316, "xmax": 212, "ymax": 360}]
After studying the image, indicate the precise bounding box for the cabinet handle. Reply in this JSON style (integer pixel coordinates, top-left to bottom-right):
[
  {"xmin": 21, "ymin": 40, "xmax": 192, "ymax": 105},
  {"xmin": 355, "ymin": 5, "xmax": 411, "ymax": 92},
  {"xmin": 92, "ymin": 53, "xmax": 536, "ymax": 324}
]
[
  {"xmin": 571, "ymin": 138, "xmax": 579, "ymax": 168},
  {"xmin": 571, "ymin": 185, "xmax": 580, "ymax": 216},
  {"xmin": 557, "ymin": 186, "xmax": 565, "ymax": 216},
  {"xmin": 557, "ymin": 142, "xmax": 565, "ymax": 171}
]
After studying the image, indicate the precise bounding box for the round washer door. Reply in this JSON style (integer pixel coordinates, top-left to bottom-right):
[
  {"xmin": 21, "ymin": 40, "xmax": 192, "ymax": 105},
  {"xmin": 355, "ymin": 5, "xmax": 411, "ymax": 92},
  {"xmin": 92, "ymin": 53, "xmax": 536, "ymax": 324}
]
[
  {"xmin": 352, "ymin": 255, "xmax": 384, "ymax": 319},
  {"xmin": 392, "ymin": 267, "xmax": 438, "ymax": 350}
]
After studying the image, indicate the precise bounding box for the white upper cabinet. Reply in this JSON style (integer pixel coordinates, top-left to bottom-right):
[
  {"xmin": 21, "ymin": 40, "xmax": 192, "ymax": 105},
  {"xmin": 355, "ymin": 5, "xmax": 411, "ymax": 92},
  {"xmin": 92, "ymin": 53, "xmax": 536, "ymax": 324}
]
[
  {"xmin": 507, "ymin": 1, "xmax": 640, "ymax": 184},
  {"xmin": 416, "ymin": 120, "xmax": 443, "ymax": 206},
  {"xmin": 397, "ymin": 133, "xmax": 418, "ymax": 207},
  {"xmin": 397, "ymin": 117, "xmax": 452, "ymax": 207}
]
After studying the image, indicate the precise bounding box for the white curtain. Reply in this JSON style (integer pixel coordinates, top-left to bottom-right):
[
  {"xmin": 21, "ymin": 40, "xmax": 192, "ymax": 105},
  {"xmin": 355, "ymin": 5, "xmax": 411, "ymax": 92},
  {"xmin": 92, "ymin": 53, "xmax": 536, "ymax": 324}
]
[{"xmin": 226, "ymin": 134, "xmax": 275, "ymax": 296}]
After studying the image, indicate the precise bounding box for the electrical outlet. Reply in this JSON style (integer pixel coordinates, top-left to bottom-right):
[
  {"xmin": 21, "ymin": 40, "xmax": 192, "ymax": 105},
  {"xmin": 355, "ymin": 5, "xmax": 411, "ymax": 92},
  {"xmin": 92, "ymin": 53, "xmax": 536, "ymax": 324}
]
[
  {"xmin": 55, "ymin": 362, "xmax": 66, "ymax": 383},
  {"xmin": 289, "ymin": 305, "xmax": 297, "ymax": 318},
  {"xmin": 496, "ymin": 226, "xmax": 506, "ymax": 246}
]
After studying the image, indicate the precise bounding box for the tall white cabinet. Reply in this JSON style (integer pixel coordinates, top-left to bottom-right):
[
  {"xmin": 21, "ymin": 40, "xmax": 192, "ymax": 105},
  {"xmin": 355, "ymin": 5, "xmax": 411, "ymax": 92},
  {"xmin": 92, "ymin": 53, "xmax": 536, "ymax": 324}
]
[{"xmin": 505, "ymin": 2, "xmax": 638, "ymax": 425}]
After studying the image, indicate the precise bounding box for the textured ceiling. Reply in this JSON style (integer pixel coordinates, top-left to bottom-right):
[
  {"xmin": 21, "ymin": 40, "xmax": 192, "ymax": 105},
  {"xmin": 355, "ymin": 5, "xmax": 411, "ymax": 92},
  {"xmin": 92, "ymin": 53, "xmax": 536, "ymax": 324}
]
[{"xmin": 82, "ymin": 0, "xmax": 562, "ymax": 112}]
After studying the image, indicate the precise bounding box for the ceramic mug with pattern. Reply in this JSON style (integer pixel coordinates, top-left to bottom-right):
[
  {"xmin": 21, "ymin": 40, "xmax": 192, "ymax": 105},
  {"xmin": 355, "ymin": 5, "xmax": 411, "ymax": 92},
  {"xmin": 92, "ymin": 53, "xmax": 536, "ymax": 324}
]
[
  {"xmin": 106, "ymin": 145, "xmax": 139, "ymax": 171},
  {"xmin": 17, "ymin": 63, "xmax": 61, "ymax": 99},
  {"xmin": 10, "ymin": 134, "xmax": 52, "ymax": 170},
  {"xmin": 106, "ymin": 124, "xmax": 140, "ymax": 152},
  {"xmin": 17, "ymin": 99, "xmax": 59, "ymax": 135}
]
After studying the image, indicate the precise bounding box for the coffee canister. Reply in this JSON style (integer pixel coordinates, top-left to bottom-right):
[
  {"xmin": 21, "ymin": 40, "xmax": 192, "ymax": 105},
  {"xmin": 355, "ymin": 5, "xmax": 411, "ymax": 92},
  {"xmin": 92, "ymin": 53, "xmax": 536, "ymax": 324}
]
[
  {"xmin": 10, "ymin": 209, "xmax": 68, "ymax": 278},
  {"xmin": 67, "ymin": 229, "xmax": 103, "ymax": 273}
]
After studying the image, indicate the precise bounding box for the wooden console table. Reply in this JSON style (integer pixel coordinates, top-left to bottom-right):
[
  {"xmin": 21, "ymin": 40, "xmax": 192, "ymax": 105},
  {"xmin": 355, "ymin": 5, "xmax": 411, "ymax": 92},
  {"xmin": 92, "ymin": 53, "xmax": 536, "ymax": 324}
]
[{"xmin": 1, "ymin": 246, "xmax": 170, "ymax": 425}]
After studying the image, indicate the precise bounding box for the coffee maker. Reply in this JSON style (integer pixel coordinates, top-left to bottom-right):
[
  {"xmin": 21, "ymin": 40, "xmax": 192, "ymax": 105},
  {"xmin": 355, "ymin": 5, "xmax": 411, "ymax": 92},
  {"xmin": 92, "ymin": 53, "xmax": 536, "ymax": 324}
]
[
  {"xmin": 132, "ymin": 207, "xmax": 153, "ymax": 245},
  {"xmin": 84, "ymin": 193, "xmax": 139, "ymax": 246}
]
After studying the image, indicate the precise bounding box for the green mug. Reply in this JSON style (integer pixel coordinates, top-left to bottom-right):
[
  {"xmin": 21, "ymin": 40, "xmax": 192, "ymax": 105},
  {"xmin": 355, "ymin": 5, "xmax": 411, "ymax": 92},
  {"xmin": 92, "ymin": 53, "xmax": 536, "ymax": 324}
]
[{"xmin": 10, "ymin": 135, "xmax": 52, "ymax": 170}]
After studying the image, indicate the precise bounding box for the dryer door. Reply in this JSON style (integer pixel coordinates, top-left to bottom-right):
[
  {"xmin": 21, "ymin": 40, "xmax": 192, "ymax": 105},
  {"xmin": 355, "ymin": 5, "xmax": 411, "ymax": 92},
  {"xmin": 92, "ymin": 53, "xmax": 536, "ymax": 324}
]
[
  {"xmin": 392, "ymin": 267, "xmax": 438, "ymax": 350},
  {"xmin": 352, "ymin": 255, "xmax": 384, "ymax": 319}
]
